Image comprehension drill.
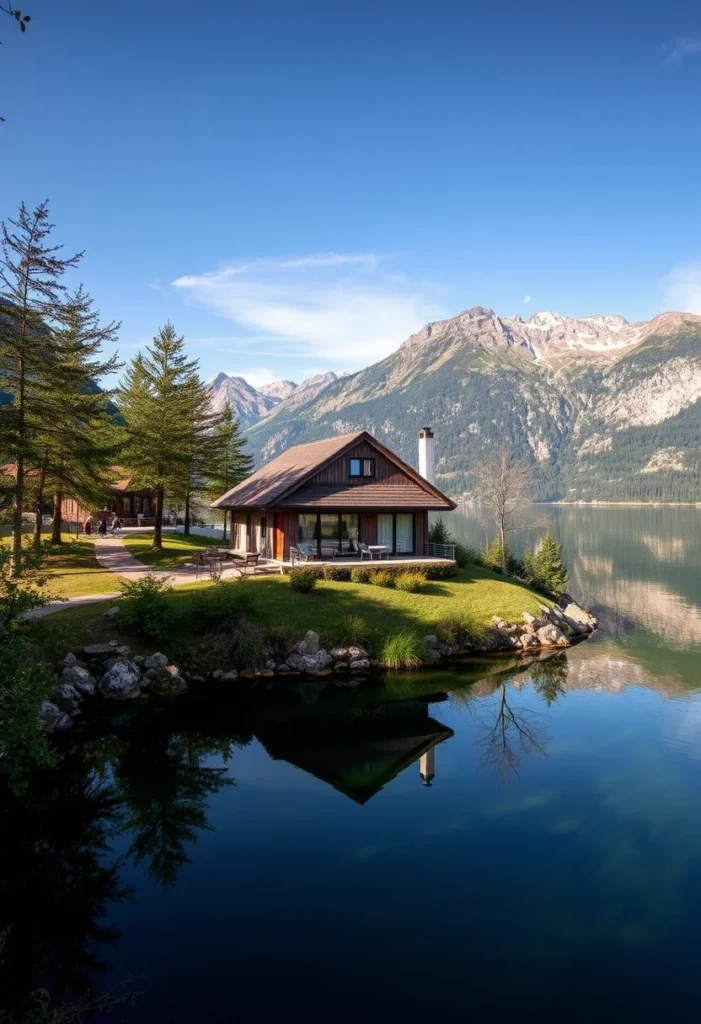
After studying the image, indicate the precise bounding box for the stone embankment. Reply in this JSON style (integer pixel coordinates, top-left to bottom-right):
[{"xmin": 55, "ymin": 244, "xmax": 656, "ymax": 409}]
[{"xmin": 38, "ymin": 596, "xmax": 596, "ymax": 733}]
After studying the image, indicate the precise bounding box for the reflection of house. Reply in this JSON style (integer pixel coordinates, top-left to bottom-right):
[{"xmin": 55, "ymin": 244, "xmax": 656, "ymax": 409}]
[
  {"xmin": 211, "ymin": 428, "xmax": 456, "ymax": 562},
  {"xmin": 256, "ymin": 699, "xmax": 454, "ymax": 804},
  {"xmin": 62, "ymin": 469, "xmax": 156, "ymax": 526}
]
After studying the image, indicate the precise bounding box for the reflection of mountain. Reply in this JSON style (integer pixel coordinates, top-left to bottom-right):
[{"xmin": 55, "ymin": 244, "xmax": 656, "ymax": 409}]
[
  {"xmin": 256, "ymin": 700, "xmax": 454, "ymax": 804},
  {"xmin": 594, "ymin": 578, "xmax": 701, "ymax": 649}
]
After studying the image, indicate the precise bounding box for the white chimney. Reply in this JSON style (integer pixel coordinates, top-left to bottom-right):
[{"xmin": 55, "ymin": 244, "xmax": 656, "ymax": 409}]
[
  {"xmin": 419, "ymin": 746, "xmax": 435, "ymax": 787},
  {"xmin": 418, "ymin": 427, "xmax": 435, "ymax": 484}
]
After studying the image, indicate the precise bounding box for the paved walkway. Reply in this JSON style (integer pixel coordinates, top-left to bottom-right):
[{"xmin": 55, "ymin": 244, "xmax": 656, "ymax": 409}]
[{"xmin": 25, "ymin": 531, "xmax": 255, "ymax": 620}]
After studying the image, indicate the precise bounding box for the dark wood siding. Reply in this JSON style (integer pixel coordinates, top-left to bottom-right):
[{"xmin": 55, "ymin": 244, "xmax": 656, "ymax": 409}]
[
  {"xmin": 309, "ymin": 441, "xmax": 414, "ymax": 487},
  {"xmin": 359, "ymin": 512, "xmax": 377, "ymax": 545}
]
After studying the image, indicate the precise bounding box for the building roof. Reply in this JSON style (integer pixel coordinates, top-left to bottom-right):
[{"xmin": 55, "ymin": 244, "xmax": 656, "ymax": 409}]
[{"xmin": 211, "ymin": 430, "xmax": 456, "ymax": 511}]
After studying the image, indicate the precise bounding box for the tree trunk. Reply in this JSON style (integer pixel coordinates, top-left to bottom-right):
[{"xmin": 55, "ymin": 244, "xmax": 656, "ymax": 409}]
[
  {"xmin": 11, "ymin": 455, "xmax": 24, "ymax": 577},
  {"xmin": 32, "ymin": 467, "xmax": 46, "ymax": 551},
  {"xmin": 222, "ymin": 509, "xmax": 228, "ymax": 542},
  {"xmin": 184, "ymin": 486, "xmax": 191, "ymax": 537},
  {"xmin": 499, "ymin": 519, "xmax": 507, "ymax": 573},
  {"xmin": 153, "ymin": 482, "xmax": 164, "ymax": 550},
  {"xmin": 51, "ymin": 491, "xmax": 63, "ymax": 544}
]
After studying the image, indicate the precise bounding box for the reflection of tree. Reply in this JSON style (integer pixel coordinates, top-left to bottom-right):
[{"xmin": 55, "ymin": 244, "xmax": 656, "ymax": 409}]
[
  {"xmin": 476, "ymin": 683, "xmax": 547, "ymax": 779},
  {"xmin": 532, "ymin": 653, "xmax": 569, "ymax": 707},
  {"xmin": 0, "ymin": 752, "xmax": 131, "ymax": 1017},
  {"xmin": 115, "ymin": 733, "xmax": 235, "ymax": 889}
]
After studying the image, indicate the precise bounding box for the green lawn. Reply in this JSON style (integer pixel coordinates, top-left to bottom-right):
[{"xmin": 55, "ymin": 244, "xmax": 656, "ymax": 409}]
[
  {"xmin": 40, "ymin": 564, "xmax": 550, "ymax": 655},
  {"xmin": 122, "ymin": 530, "xmax": 224, "ymax": 567},
  {"xmin": 0, "ymin": 525, "xmax": 119, "ymax": 600}
]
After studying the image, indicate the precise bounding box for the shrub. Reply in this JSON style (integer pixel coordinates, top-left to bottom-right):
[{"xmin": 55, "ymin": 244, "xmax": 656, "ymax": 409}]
[
  {"xmin": 120, "ymin": 572, "xmax": 175, "ymax": 642},
  {"xmin": 321, "ymin": 563, "xmax": 352, "ymax": 581},
  {"xmin": 0, "ymin": 546, "xmax": 48, "ymax": 630},
  {"xmin": 182, "ymin": 615, "xmax": 265, "ymax": 673},
  {"xmin": 454, "ymin": 542, "xmax": 482, "ymax": 568},
  {"xmin": 428, "ymin": 519, "xmax": 452, "ymax": 545},
  {"xmin": 288, "ymin": 568, "xmax": 318, "ymax": 593},
  {"xmin": 0, "ymin": 635, "xmax": 57, "ymax": 793},
  {"xmin": 350, "ymin": 566, "xmax": 372, "ymax": 584},
  {"xmin": 395, "ymin": 570, "xmax": 428, "ymax": 593},
  {"xmin": 436, "ymin": 612, "xmax": 485, "ymax": 649},
  {"xmin": 483, "ymin": 537, "xmax": 507, "ymax": 573},
  {"xmin": 342, "ymin": 614, "xmax": 371, "ymax": 647},
  {"xmin": 380, "ymin": 630, "xmax": 424, "ymax": 670},
  {"xmin": 371, "ymin": 569, "xmax": 395, "ymax": 588},
  {"xmin": 266, "ymin": 624, "xmax": 297, "ymax": 662}
]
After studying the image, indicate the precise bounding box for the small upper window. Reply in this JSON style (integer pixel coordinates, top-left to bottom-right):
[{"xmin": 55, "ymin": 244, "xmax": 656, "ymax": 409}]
[{"xmin": 349, "ymin": 457, "xmax": 375, "ymax": 478}]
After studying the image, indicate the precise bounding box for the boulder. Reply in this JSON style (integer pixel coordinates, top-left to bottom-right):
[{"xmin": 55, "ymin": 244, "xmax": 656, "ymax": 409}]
[
  {"xmin": 98, "ymin": 660, "xmax": 142, "ymax": 700},
  {"xmin": 62, "ymin": 653, "xmax": 78, "ymax": 667},
  {"xmin": 82, "ymin": 643, "xmax": 118, "ymax": 658},
  {"xmin": 519, "ymin": 633, "xmax": 540, "ymax": 649},
  {"xmin": 522, "ymin": 611, "xmax": 547, "ymax": 630},
  {"xmin": 103, "ymin": 606, "xmax": 121, "ymax": 618},
  {"xmin": 220, "ymin": 670, "xmax": 238, "ymax": 682},
  {"xmin": 61, "ymin": 664, "xmax": 96, "ymax": 696},
  {"xmin": 49, "ymin": 683, "xmax": 83, "ymax": 714},
  {"xmin": 349, "ymin": 658, "xmax": 370, "ymax": 673},
  {"xmin": 295, "ymin": 630, "xmax": 320, "ymax": 657},
  {"xmin": 475, "ymin": 630, "xmax": 510, "ymax": 653},
  {"xmin": 346, "ymin": 645, "xmax": 368, "ymax": 661},
  {"xmin": 151, "ymin": 673, "xmax": 188, "ymax": 697},
  {"xmin": 423, "ymin": 635, "xmax": 439, "ymax": 647},
  {"xmin": 116, "ymin": 645, "xmax": 131, "ymax": 657},
  {"xmin": 38, "ymin": 701, "xmax": 72, "ymax": 732},
  {"xmin": 330, "ymin": 647, "xmax": 349, "ymax": 660},
  {"xmin": 264, "ymin": 658, "xmax": 277, "ymax": 670},
  {"xmin": 144, "ymin": 652, "xmax": 168, "ymax": 670},
  {"xmin": 560, "ymin": 601, "xmax": 597, "ymax": 634},
  {"xmin": 287, "ymin": 650, "xmax": 333, "ymax": 673},
  {"xmin": 536, "ymin": 623, "xmax": 569, "ymax": 647}
]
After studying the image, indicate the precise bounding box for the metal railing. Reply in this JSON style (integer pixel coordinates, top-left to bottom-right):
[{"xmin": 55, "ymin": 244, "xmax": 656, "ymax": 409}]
[{"xmin": 425, "ymin": 541, "xmax": 456, "ymax": 560}]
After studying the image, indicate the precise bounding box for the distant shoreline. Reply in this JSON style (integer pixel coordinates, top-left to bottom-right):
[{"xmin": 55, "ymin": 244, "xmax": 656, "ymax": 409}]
[{"xmin": 543, "ymin": 501, "xmax": 701, "ymax": 508}]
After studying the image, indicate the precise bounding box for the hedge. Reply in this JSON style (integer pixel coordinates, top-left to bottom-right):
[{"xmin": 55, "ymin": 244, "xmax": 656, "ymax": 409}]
[{"xmin": 284, "ymin": 560, "xmax": 456, "ymax": 582}]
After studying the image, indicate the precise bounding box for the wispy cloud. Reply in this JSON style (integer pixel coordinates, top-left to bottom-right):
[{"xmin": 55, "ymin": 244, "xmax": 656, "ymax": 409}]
[
  {"xmin": 522, "ymin": 294, "xmax": 532, "ymax": 305},
  {"xmin": 172, "ymin": 253, "xmax": 443, "ymax": 369},
  {"xmin": 662, "ymin": 36, "xmax": 701, "ymax": 63},
  {"xmin": 662, "ymin": 262, "xmax": 701, "ymax": 313}
]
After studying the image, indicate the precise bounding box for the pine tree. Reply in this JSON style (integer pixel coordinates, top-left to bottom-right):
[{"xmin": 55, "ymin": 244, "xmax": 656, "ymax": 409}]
[
  {"xmin": 204, "ymin": 403, "xmax": 253, "ymax": 541},
  {"xmin": 533, "ymin": 530, "xmax": 568, "ymax": 597},
  {"xmin": 165, "ymin": 371, "xmax": 221, "ymax": 536},
  {"xmin": 0, "ymin": 201, "xmax": 82, "ymax": 573},
  {"xmin": 483, "ymin": 536, "xmax": 507, "ymax": 572},
  {"xmin": 26, "ymin": 286, "xmax": 121, "ymax": 547},
  {"xmin": 118, "ymin": 323, "xmax": 208, "ymax": 550}
]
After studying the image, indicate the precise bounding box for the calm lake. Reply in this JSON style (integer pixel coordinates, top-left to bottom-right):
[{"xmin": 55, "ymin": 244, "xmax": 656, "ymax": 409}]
[{"xmin": 3, "ymin": 506, "xmax": 701, "ymax": 1022}]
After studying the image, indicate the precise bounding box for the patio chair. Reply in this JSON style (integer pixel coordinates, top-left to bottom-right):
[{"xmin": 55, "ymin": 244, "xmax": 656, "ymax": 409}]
[
  {"xmin": 358, "ymin": 542, "xmax": 372, "ymax": 561},
  {"xmin": 291, "ymin": 545, "xmax": 315, "ymax": 564}
]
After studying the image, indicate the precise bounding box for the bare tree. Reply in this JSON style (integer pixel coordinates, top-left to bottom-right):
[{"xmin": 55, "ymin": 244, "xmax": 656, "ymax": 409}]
[
  {"xmin": 472, "ymin": 444, "xmax": 532, "ymax": 571},
  {"xmin": 476, "ymin": 682, "xmax": 547, "ymax": 779}
]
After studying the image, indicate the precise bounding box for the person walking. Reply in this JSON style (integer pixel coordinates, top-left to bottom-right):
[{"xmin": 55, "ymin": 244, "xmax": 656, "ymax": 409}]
[{"xmin": 97, "ymin": 518, "xmax": 107, "ymax": 537}]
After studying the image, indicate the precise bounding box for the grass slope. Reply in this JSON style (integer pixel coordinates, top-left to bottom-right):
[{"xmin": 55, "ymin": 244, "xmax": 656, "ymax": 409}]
[
  {"xmin": 122, "ymin": 530, "xmax": 223, "ymax": 567},
  {"xmin": 0, "ymin": 525, "xmax": 119, "ymax": 599},
  {"xmin": 40, "ymin": 565, "xmax": 550, "ymax": 655}
]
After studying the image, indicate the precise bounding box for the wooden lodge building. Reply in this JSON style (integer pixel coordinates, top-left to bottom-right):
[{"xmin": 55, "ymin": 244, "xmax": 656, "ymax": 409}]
[
  {"xmin": 211, "ymin": 429, "xmax": 456, "ymax": 562},
  {"xmin": 62, "ymin": 470, "xmax": 156, "ymax": 527}
]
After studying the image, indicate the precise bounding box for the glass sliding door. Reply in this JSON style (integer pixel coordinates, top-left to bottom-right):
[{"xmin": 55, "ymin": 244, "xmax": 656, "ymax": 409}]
[
  {"xmin": 395, "ymin": 513, "xmax": 414, "ymax": 554},
  {"xmin": 298, "ymin": 514, "xmax": 318, "ymax": 557},
  {"xmin": 319, "ymin": 514, "xmax": 340, "ymax": 557},
  {"xmin": 341, "ymin": 514, "xmax": 359, "ymax": 554},
  {"xmin": 377, "ymin": 514, "xmax": 393, "ymax": 550}
]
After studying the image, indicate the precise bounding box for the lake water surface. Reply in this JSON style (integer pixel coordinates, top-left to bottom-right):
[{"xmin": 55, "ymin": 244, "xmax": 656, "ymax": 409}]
[{"xmin": 2, "ymin": 507, "xmax": 701, "ymax": 1022}]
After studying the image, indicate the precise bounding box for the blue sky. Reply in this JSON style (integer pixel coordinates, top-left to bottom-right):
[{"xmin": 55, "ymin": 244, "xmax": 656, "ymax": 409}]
[{"xmin": 2, "ymin": 0, "xmax": 701, "ymax": 388}]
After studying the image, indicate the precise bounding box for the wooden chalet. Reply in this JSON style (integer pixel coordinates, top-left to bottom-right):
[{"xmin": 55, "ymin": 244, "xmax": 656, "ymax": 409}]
[
  {"xmin": 211, "ymin": 430, "xmax": 456, "ymax": 563},
  {"xmin": 62, "ymin": 469, "xmax": 156, "ymax": 526}
]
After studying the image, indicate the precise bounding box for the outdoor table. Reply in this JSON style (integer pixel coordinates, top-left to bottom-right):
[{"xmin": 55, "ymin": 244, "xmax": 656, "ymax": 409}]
[{"xmin": 367, "ymin": 545, "xmax": 390, "ymax": 560}]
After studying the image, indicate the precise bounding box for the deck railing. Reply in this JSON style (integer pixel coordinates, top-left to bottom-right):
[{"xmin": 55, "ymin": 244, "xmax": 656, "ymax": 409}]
[{"xmin": 425, "ymin": 541, "xmax": 456, "ymax": 560}]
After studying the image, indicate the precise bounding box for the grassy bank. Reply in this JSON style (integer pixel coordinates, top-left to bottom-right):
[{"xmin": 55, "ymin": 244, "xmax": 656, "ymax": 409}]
[
  {"xmin": 38, "ymin": 565, "xmax": 551, "ymax": 658},
  {"xmin": 122, "ymin": 530, "xmax": 223, "ymax": 567},
  {"xmin": 0, "ymin": 525, "xmax": 119, "ymax": 600}
]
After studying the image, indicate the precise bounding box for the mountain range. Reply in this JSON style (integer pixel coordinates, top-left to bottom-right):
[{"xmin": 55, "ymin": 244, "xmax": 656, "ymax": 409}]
[{"xmin": 210, "ymin": 307, "xmax": 701, "ymax": 502}]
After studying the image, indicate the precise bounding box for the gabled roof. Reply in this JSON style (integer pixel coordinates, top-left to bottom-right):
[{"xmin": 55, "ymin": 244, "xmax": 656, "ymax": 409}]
[{"xmin": 211, "ymin": 430, "xmax": 456, "ymax": 511}]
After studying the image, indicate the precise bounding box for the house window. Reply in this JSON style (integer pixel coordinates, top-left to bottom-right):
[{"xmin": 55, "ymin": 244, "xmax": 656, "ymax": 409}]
[
  {"xmin": 261, "ymin": 517, "xmax": 267, "ymax": 538},
  {"xmin": 377, "ymin": 513, "xmax": 415, "ymax": 555},
  {"xmin": 349, "ymin": 457, "xmax": 375, "ymax": 478}
]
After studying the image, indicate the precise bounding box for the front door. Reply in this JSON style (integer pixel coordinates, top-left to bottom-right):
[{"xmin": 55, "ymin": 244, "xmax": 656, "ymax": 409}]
[{"xmin": 274, "ymin": 514, "xmax": 285, "ymax": 560}]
